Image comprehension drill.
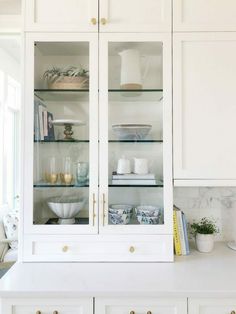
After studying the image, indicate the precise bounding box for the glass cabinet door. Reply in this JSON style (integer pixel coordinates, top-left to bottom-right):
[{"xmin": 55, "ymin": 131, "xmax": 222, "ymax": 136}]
[
  {"xmin": 23, "ymin": 33, "xmax": 98, "ymax": 234},
  {"xmin": 99, "ymin": 33, "xmax": 172, "ymax": 234}
]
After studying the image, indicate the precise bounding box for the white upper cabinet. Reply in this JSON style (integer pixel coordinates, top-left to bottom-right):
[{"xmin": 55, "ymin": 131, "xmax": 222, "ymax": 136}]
[
  {"xmin": 24, "ymin": 0, "xmax": 171, "ymax": 32},
  {"xmin": 173, "ymin": 33, "xmax": 236, "ymax": 185},
  {"xmin": 99, "ymin": 0, "xmax": 171, "ymax": 32},
  {"xmin": 24, "ymin": 0, "xmax": 99, "ymax": 32},
  {"xmin": 174, "ymin": 0, "xmax": 236, "ymax": 32}
]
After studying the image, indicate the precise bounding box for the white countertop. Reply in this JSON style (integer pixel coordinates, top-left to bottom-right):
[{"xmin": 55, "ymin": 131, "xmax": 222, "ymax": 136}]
[{"xmin": 0, "ymin": 242, "xmax": 235, "ymax": 298}]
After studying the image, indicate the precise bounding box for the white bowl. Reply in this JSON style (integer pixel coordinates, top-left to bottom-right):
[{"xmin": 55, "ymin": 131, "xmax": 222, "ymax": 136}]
[
  {"xmin": 137, "ymin": 215, "xmax": 160, "ymax": 225},
  {"xmin": 47, "ymin": 197, "xmax": 84, "ymax": 224},
  {"xmin": 109, "ymin": 212, "xmax": 131, "ymax": 225},
  {"xmin": 112, "ymin": 124, "xmax": 152, "ymax": 140}
]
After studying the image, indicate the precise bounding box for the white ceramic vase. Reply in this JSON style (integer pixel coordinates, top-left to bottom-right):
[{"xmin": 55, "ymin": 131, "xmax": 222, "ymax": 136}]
[{"xmin": 195, "ymin": 233, "xmax": 214, "ymax": 253}]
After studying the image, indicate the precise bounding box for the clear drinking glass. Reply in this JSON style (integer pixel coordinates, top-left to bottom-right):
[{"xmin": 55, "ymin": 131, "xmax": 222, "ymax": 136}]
[
  {"xmin": 76, "ymin": 162, "xmax": 89, "ymax": 186},
  {"xmin": 45, "ymin": 156, "xmax": 58, "ymax": 184},
  {"xmin": 61, "ymin": 156, "xmax": 73, "ymax": 185}
]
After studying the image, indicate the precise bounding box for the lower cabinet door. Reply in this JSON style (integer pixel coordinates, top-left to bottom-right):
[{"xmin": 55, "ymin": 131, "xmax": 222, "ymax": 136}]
[
  {"xmin": 2, "ymin": 298, "xmax": 93, "ymax": 314},
  {"xmin": 189, "ymin": 298, "xmax": 236, "ymax": 314},
  {"xmin": 96, "ymin": 298, "xmax": 187, "ymax": 314}
]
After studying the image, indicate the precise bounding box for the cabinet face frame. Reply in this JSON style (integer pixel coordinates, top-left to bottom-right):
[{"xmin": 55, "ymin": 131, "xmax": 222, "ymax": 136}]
[
  {"xmin": 173, "ymin": 32, "xmax": 236, "ymax": 183},
  {"xmin": 23, "ymin": 32, "xmax": 99, "ymax": 235},
  {"xmin": 99, "ymin": 0, "xmax": 171, "ymax": 33},
  {"xmin": 96, "ymin": 297, "xmax": 187, "ymax": 314},
  {"xmin": 2, "ymin": 297, "xmax": 93, "ymax": 314},
  {"xmin": 174, "ymin": 0, "xmax": 236, "ymax": 32},
  {"xmin": 98, "ymin": 33, "xmax": 173, "ymax": 235},
  {"xmin": 188, "ymin": 298, "xmax": 236, "ymax": 314},
  {"xmin": 24, "ymin": 0, "xmax": 98, "ymax": 32}
]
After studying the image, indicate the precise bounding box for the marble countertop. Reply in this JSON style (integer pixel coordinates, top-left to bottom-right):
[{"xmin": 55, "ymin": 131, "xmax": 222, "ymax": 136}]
[{"xmin": 0, "ymin": 242, "xmax": 235, "ymax": 298}]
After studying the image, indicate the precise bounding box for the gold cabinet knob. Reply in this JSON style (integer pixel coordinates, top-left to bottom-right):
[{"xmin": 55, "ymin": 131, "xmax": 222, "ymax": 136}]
[
  {"xmin": 129, "ymin": 246, "xmax": 135, "ymax": 253},
  {"xmin": 101, "ymin": 18, "xmax": 107, "ymax": 25},
  {"xmin": 231, "ymin": 311, "xmax": 236, "ymax": 314},
  {"xmin": 53, "ymin": 311, "xmax": 59, "ymax": 314},
  {"xmin": 62, "ymin": 245, "xmax": 68, "ymax": 252},
  {"xmin": 91, "ymin": 18, "xmax": 97, "ymax": 25},
  {"xmin": 36, "ymin": 311, "xmax": 41, "ymax": 314},
  {"xmin": 130, "ymin": 311, "xmax": 135, "ymax": 314},
  {"xmin": 147, "ymin": 311, "xmax": 152, "ymax": 314}
]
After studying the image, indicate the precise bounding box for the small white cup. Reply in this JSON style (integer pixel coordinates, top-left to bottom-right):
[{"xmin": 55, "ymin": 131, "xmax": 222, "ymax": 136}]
[
  {"xmin": 117, "ymin": 157, "xmax": 131, "ymax": 174},
  {"xmin": 134, "ymin": 158, "xmax": 148, "ymax": 174}
]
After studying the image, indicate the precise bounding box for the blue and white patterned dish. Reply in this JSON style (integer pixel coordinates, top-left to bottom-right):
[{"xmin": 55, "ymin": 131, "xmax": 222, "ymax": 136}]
[
  {"xmin": 109, "ymin": 212, "xmax": 131, "ymax": 225},
  {"xmin": 109, "ymin": 204, "xmax": 133, "ymax": 215},
  {"xmin": 135, "ymin": 205, "xmax": 161, "ymax": 217},
  {"xmin": 137, "ymin": 215, "xmax": 160, "ymax": 225}
]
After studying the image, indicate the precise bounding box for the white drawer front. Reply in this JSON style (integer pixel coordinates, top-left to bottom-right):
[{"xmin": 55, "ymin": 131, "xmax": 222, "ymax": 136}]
[
  {"xmin": 96, "ymin": 298, "xmax": 187, "ymax": 314},
  {"xmin": 189, "ymin": 298, "xmax": 236, "ymax": 314},
  {"xmin": 2, "ymin": 298, "xmax": 93, "ymax": 314},
  {"xmin": 23, "ymin": 235, "xmax": 173, "ymax": 262}
]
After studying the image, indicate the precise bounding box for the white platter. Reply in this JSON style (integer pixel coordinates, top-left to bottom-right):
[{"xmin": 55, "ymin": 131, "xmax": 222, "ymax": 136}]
[
  {"xmin": 52, "ymin": 119, "xmax": 85, "ymax": 126},
  {"xmin": 112, "ymin": 123, "xmax": 152, "ymax": 140}
]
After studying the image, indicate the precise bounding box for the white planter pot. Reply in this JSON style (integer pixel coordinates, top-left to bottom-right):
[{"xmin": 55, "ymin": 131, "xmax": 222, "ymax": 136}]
[{"xmin": 195, "ymin": 233, "xmax": 214, "ymax": 253}]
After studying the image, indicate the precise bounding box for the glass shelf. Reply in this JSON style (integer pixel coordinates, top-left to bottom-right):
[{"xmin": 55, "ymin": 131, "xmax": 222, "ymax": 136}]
[
  {"xmin": 34, "ymin": 182, "xmax": 89, "ymax": 188},
  {"xmin": 109, "ymin": 181, "xmax": 163, "ymax": 188},
  {"xmin": 34, "ymin": 140, "xmax": 89, "ymax": 143},
  {"xmin": 108, "ymin": 140, "xmax": 163, "ymax": 143},
  {"xmin": 35, "ymin": 89, "xmax": 89, "ymax": 101},
  {"xmin": 108, "ymin": 89, "xmax": 163, "ymax": 102}
]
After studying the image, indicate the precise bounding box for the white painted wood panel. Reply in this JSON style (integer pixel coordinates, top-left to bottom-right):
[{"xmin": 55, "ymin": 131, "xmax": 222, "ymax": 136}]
[
  {"xmin": 96, "ymin": 298, "xmax": 187, "ymax": 314},
  {"xmin": 188, "ymin": 298, "xmax": 236, "ymax": 314},
  {"xmin": 174, "ymin": 0, "xmax": 236, "ymax": 31},
  {"xmin": 24, "ymin": 0, "xmax": 98, "ymax": 32},
  {"xmin": 2, "ymin": 298, "xmax": 92, "ymax": 314},
  {"xmin": 100, "ymin": 0, "xmax": 171, "ymax": 32},
  {"xmin": 174, "ymin": 33, "xmax": 236, "ymax": 183},
  {"xmin": 23, "ymin": 234, "xmax": 173, "ymax": 262}
]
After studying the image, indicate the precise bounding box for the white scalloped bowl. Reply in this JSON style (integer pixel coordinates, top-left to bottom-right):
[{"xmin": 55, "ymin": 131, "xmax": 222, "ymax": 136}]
[
  {"xmin": 112, "ymin": 124, "xmax": 152, "ymax": 140},
  {"xmin": 47, "ymin": 197, "xmax": 85, "ymax": 224}
]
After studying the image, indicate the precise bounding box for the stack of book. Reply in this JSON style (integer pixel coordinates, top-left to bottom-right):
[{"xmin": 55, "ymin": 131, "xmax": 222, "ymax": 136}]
[
  {"xmin": 173, "ymin": 206, "xmax": 190, "ymax": 256},
  {"xmin": 34, "ymin": 96, "xmax": 55, "ymax": 141},
  {"xmin": 111, "ymin": 172, "xmax": 157, "ymax": 185}
]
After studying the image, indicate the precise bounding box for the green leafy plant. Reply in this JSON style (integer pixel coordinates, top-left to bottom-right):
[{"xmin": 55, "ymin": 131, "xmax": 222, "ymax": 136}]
[
  {"xmin": 190, "ymin": 217, "xmax": 219, "ymax": 236},
  {"xmin": 43, "ymin": 66, "xmax": 89, "ymax": 83}
]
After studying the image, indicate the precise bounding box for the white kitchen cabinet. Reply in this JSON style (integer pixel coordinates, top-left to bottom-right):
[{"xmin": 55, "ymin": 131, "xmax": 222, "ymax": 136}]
[
  {"xmin": 24, "ymin": 0, "xmax": 99, "ymax": 32},
  {"xmin": 174, "ymin": 0, "xmax": 236, "ymax": 32},
  {"xmin": 173, "ymin": 32, "xmax": 236, "ymax": 186},
  {"xmin": 188, "ymin": 298, "xmax": 236, "ymax": 314},
  {"xmin": 23, "ymin": 0, "xmax": 171, "ymax": 32},
  {"xmin": 96, "ymin": 297, "xmax": 187, "ymax": 314},
  {"xmin": 22, "ymin": 31, "xmax": 173, "ymax": 261},
  {"xmin": 99, "ymin": 0, "xmax": 171, "ymax": 32},
  {"xmin": 2, "ymin": 298, "xmax": 93, "ymax": 314}
]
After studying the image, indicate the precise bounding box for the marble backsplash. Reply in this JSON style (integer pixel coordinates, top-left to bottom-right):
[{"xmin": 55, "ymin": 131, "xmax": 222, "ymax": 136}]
[{"xmin": 174, "ymin": 187, "xmax": 236, "ymax": 242}]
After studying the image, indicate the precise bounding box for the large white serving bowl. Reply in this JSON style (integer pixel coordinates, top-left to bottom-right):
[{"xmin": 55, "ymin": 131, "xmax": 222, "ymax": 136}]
[
  {"xmin": 112, "ymin": 124, "xmax": 152, "ymax": 140},
  {"xmin": 47, "ymin": 197, "xmax": 85, "ymax": 224}
]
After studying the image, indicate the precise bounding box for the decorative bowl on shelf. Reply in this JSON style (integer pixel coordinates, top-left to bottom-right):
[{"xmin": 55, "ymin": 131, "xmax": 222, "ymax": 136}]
[
  {"xmin": 135, "ymin": 205, "xmax": 161, "ymax": 217},
  {"xmin": 47, "ymin": 196, "xmax": 85, "ymax": 224},
  {"xmin": 112, "ymin": 124, "xmax": 152, "ymax": 140},
  {"xmin": 109, "ymin": 204, "xmax": 133, "ymax": 215},
  {"xmin": 52, "ymin": 119, "xmax": 85, "ymax": 141},
  {"xmin": 108, "ymin": 212, "xmax": 132, "ymax": 225},
  {"xmin": 136, "ymin": 215, "xmax": 160, "ymax": 225}
]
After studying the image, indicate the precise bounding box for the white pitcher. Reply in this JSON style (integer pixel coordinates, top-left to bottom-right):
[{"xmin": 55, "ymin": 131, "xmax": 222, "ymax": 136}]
[
  {"xmin": 119, "ymin": 49, "xmax": 149, "ymax": 90},
  {"xmin": 134, "ymin": 158, "xmax": 149, "ymax": 175}
]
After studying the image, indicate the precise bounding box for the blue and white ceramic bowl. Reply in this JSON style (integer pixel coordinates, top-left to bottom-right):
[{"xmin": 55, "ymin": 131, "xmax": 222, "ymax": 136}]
[
  {"xmin": 137, "ymin": 215, "xmax": 160, "ymax": 225},
  {"xmin": 109, "ymin": 204, "xmax": 133, "ymax": 215},
  {"xmin": 109, "ymin": 212, "xmax": 131, "ymax": 225},
  {"xmin": 135, "ymin": 205, "xmax": 161, "ymax": 217}
]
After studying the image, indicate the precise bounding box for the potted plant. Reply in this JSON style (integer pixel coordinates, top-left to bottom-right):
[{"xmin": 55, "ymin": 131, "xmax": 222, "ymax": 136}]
[
  {"xmin": 43, "ymin": 66, "xmax": 89, "ymax": 90},
  {"xmin": 190, "ymin": 217, "xmax": 219, "ymax": 253}
]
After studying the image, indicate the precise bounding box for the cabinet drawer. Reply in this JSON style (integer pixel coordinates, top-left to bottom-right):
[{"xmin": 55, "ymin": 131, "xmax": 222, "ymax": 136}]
[
  {"xmin": 23, "ymin": 235, "xmax": 173, "ymax": 262},
  {"xmin": 96, "ymin": 298, "xmax": 187, "ymax": 314},
  {"xmin": 189, "ymin": 299, "xmax": 236, "ymax": 314},
  {"xmin": 2, "ymin": 298, "xmax": 93, "ymax": 314}
]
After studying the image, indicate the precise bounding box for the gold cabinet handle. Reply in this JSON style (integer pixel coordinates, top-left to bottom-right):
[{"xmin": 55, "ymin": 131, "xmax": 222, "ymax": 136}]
[
  {"xmin": 92, "ymin": 193, "xmax": 96, "ymax": 226},
  {"xmin": 129, "ymin": 246, "xmax": 135, "ymax": 253},
  {"xmin": 91, "ymin": 18, "xmax": 97, "ymax": 25},
  {"xmin": 130, "ymin": 312, "xmax": 135, "ymax": 314},
  {"xmin": 100, "ymin": 18, "xmax": 107, "ymax": 25},
  {"xmin": 62, "ymin": 245, "xmax": 68, "ymax": 252},
  {"xmin": 102, "ymin": 193, "xmax": 106, "ymax": 226}
]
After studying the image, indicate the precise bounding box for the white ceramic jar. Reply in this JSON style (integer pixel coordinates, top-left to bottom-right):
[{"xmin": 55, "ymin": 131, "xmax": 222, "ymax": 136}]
[{"xmin": 195, "ymin": 233, "xmax": 214, "ymax": 253}]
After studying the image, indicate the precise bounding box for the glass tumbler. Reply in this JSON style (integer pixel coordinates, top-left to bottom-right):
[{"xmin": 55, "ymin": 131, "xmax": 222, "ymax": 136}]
[{"xmin": 76, "ymin": 162, "xmax": 89, "ymax": 186}]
